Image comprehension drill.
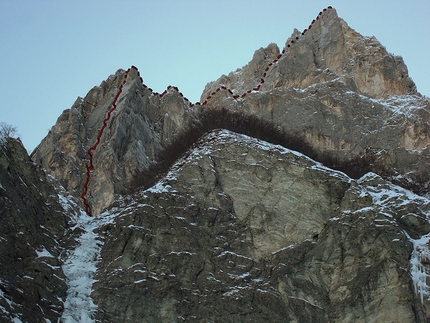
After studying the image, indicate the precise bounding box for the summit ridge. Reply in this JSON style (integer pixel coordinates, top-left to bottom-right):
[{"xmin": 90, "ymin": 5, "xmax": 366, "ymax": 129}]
[{"xmin": 32, "ymin": 6, "xmax": 428, "ymax": 216}]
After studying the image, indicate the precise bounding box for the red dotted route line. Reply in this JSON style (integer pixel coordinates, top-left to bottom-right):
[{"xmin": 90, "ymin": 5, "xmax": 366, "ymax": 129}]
[
  {"xmin": 81, "ymin": 68, "xmax": 131, "ymax": 215},
  {"xmin": 81, "ymin": 7, "xmax": 333, "ymax": 215},
  {"xmin": 141, "ymin": 7, "xmax": 332, "ymax": 106}
]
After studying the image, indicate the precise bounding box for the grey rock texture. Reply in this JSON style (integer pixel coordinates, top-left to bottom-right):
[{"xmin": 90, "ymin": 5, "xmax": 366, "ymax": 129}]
[
  {"xmin": 12, "ymin": 6, "xmax": 430, "ymax": 322},
  {"xmin": 31, "ymin": 68, "xmax": 196, "ymax": 215},
  {"xmin": 202, "ymin": 8, "xmax": 429, "ymax": 195},
  {"xmin": 0, "ymin": 138, "xmax": 68, "ymax": 323},
  {"xmin": 32, "ymin": 8, "xmax": 429, "ymax": 217},
  {"xmin": 92, "ymin": 130, "xmax": 430, "ymax": 322}
]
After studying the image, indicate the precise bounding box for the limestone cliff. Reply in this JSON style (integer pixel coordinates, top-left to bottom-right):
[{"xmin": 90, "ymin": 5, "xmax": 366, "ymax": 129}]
[
  {"xmin": 32, "ymin": 7, "xmax": 429, "ymax": 217},
  {"xmin": 0, "ymin": 138, "xmax": 68, "ymax": 322},
  {"xmin": 92, "ymin": 130, "xmax": 430, "ymax": 322},
  {"xmin": 2, "ymin": 5, "xmax": 428, "ymax": 323}
]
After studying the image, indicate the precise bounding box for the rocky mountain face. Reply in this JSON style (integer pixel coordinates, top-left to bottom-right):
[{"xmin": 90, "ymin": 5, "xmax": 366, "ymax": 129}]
[
  {"xmin": 201, "ymin": 8, "xmax": 428, "ymax": 194},
  {"xmin": 0, "ymin": 138, "xmax": 67, "ymax": 322},
  {"xmin": 31, "ymin": 66, "xmax": 197, "ymax": 216},
  {"xmin": 1, "ymin": 6, "xmax": 430, "ymax": 323},
  {"xmin": 31, "ymin": 7, "xmax": 429, "ymax": 218},
  {"xmin": 91, "ymin": 130, "xmax": 430, "ymax": 322}
]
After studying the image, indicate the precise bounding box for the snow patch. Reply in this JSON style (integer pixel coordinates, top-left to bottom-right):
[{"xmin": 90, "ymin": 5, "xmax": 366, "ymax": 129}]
[
  {"xmin": 360, "ymin": 172, "xmax": 429, "ymax": 207},
  {"xmin": 374, "ymin": 94, "xmax": 428, "ymax": 117},
  {"xmin": 145, "ymin": 166, "xmax": 181, "ymax": 194},
  {"xmin": 36, "ymin": 247, "xmax": 54, "ymax": 258},
  {"xmin": 147, "ymin": 181, "xmax": 172, "ymax": 194}
]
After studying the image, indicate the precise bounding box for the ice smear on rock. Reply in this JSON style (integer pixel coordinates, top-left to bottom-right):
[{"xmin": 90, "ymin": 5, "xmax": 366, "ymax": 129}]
[
  {"xmin": 410, "ymin": 234, "xmax": 430, "ymax": 303},
  {"xmin": 60, "ymin": 193, "xmax": 117, "ymax": 323},
  {"xmin": 61, "ymin": 211, "xmax": 99, "ymax": 322},
  {"xmin": 358, "ymin": 173, "xmax": 430, "ymax": 304}
]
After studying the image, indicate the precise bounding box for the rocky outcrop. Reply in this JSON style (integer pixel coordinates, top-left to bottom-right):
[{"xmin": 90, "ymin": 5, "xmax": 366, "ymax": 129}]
[
  {"xmin": 4, "ymin": 6, "xmax": 430, "ymax": 322},
  {"xmin": 0, "ymin": 138, "xmax": 68, "ymax": 323},
  {"xmin": 92, "ymin": 130, "xmax": 430, "ymax": 322},
  {"xmin": 202, "ymin": 8, "xmax": 416, "ymax": 99},
  {"xmin": 31, "ymin": 68, "xmax": 196, "ymax": 215},
  {"xmin": 201, "ymin": 8, "xmax": 429, "ymax": 195},
  {"xmin": 32, "ymin": 7, "xmax": 429, "ymax": 217}
]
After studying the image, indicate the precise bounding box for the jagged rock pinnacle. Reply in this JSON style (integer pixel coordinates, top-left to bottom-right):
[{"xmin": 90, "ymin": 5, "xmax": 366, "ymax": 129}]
[
  {"xmin": 32, "ymin": 7, "xmax": 428, "ymax": 216},
  {"xmin": 203, "ymin": 7, "xmax": 416, "ymax": 99}
]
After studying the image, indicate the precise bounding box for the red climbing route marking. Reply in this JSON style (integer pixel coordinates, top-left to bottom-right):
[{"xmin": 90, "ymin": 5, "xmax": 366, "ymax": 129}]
[
  {"xmin": 81, "ymin": 68, "xmax": 131, "ymax": 216},
  {"xmin": 81, "ymin": 7, "xmax": 334, "ymax": 215}
]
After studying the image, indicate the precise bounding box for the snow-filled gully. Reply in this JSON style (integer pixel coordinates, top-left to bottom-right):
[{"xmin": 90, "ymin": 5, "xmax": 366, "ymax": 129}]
[
  {"xmin": 61, "ymin": 212, "xmax": 100, "ymax": 322},
  {"xmin": 60, "ymin": 207, "xmax": 116, "ymax": 323}
]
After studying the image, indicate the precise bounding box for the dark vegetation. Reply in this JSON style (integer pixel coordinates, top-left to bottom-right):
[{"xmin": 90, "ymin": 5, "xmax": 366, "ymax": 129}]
[
  {"xmin": 128, "ymin": 107, "xmax": 405, "ymax": 193},
  {"xmin": 0, "ymin": 122, "xmax": 19, "ymax": 145}
]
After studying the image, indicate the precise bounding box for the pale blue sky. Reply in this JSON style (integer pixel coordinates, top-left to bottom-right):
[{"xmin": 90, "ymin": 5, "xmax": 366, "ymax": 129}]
[{"xmin": 1, "ymin": 0, "xmax": 429, "ymax": 152}]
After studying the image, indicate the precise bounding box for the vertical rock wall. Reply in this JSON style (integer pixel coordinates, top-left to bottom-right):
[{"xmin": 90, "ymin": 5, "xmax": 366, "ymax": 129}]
[{"xmin": 0, "ymin": 138, "xmax": 68, "ymax": 322}]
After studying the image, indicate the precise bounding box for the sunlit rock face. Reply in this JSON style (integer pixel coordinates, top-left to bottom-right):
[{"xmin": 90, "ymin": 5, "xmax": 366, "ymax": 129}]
[
  {"xmin": 202, "ymin": 8, "xmax": 416, "ymax": 99},
  {"xmin": 203, "ymin": 8, "xmax": 429, "ymax": 196}
]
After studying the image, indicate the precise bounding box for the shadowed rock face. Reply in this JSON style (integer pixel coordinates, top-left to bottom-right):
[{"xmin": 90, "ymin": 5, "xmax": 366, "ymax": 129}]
[
  {"xmin": 92, "ymin": 130, "xmax": 430, "ymax": 322},
  {"xmin": 30, "ymin": 69, "xmax": 155, "ymax": 215},
  {"xmin": 0, "ymin": 138, "xmax": 68, "ymax": 323}
]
